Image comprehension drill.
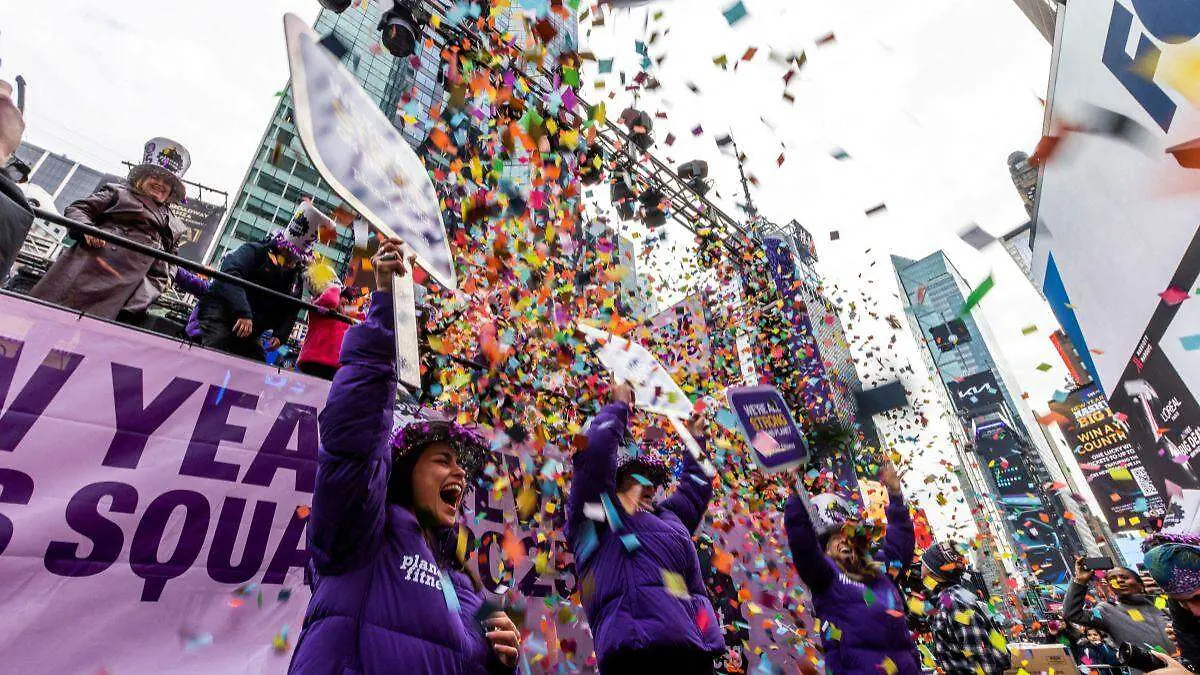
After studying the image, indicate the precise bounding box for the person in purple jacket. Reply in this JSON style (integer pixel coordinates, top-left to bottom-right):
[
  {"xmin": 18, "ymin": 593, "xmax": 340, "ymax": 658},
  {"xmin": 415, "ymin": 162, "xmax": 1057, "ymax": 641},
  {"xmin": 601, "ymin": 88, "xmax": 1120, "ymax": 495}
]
[
  {"xmin": 566, "ymin": 382, "xmax": 725, "ymax": 674},
  {"xmin": 289, "ymin": 239, "xmax": 520, "ymax": 675},
  {"xmin": 784, "ymin": 461, "xmax": 921, "ymax": 674}
]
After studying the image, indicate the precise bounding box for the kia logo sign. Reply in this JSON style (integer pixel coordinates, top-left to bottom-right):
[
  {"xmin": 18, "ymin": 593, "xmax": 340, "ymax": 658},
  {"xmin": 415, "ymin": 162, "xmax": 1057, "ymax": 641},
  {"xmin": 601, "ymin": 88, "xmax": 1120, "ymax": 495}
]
[{"xmin": 948, "ymin": 371, "xmax": 1004, "ymax": 413}]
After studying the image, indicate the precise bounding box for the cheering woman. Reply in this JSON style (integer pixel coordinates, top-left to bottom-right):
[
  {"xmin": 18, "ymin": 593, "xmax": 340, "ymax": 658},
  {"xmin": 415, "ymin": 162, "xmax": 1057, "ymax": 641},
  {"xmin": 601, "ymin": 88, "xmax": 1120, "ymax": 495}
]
[
  {"xmin": 290, "ymin": 239, "xmax": 519, "ymax": 674},
  {"xmin": 566, "ymin": 382, "xmax": 725, "ymax": 674}
]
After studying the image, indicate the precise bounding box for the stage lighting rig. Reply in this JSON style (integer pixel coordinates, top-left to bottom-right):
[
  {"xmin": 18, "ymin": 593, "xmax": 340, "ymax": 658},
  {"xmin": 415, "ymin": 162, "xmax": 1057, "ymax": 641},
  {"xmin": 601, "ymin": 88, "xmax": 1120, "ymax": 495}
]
[
  {"xmin": 619, "ymin": 108, "xmax": 654, "ymax": 151},
  {"xmin": 378, "ymin": 1, "xmax": 425, "ymax": 58},
  {"xmin": 678, "ymin": 159, "xmax": 710, "ymax": 197}
]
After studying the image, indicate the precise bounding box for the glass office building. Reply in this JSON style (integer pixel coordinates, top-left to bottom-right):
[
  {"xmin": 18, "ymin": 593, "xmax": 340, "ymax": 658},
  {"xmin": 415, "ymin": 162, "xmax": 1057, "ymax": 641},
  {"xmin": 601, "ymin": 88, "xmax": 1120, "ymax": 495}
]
[
  {"xmin": 14, "ymin": 142, "xmax": 121, "ymax": 213},
  {"xmin": 893, "ymin": 251, "xmax": 1080, "ymax": 590},
  {"xmin": 210, "ymin": 1, "xmax": 447, "ymax": 269}
]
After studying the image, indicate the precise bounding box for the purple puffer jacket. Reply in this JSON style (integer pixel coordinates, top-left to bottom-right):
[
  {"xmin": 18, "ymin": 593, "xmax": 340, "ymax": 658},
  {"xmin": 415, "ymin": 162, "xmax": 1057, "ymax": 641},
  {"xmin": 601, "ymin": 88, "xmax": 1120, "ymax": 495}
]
[
  {"xmin": 289, "ymin": 292, "xmax": 513, "ymax": 675},
  {"xmin": 785, "ymin": 490, "xmax": 920, "ymax": 675},
  {"xmin": 565, "ymin": 402, "xmax": 725, "ymax": 667}
]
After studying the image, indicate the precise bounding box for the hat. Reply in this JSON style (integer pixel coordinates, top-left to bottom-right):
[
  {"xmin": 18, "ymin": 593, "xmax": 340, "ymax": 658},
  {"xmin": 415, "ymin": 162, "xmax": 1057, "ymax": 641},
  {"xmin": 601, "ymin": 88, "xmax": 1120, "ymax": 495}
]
[
  {"xmin": 272, "ymin": 203, "xmax": 333, "ymax": 260},
  {"xmin": 1143, "ymin": 531, "xmax": 1200, "ymax": 598},
  {"xmin": 391, "ymin": 418, "xmax": 490, "ymax": 486},
  {"xmin": 616, "ymin": 451, "xmax": 672, "ymax": 488},
  {"xmin": 921, "ymin": 541, "xmax": 967, "ymax": 581},
  {"xmin": 811, "ymin": 493, "xmax": 859, "ymax": 544},
  {"xmin": 128, "ymin": 137, "xmax": 190, "ymax": 203}
]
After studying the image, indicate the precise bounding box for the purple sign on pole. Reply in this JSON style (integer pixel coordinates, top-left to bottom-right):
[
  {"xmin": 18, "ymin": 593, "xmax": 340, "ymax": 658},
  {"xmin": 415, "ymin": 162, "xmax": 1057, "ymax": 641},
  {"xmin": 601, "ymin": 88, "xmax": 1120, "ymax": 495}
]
[{"xmin": 727, "ymin": 385, "xmax": 808, "ymax": 473}]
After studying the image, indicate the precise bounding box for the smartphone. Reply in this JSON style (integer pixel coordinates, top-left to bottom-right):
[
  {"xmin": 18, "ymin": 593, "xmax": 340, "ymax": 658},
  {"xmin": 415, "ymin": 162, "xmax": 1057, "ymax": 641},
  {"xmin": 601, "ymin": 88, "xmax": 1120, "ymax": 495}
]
[
  {"xmin": 1082, "ymin": 556, "xmax": 1114, "ymax": 572},
  {"xmin": 14, "ymin": 75, "xmax": 24, "ymax": 113}
]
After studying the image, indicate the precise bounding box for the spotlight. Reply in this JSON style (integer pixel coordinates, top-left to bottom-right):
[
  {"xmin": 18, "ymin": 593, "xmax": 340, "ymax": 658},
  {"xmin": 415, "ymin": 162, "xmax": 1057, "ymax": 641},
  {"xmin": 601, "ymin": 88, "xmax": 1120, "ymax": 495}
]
[
  {"xmin": 620, "ymin": 108, "xmax": 654, "ymax": 151},
  {"xmin": 318, "ymin": 0, "xmax": 353, "ymax": 12},
  {"xmin": 678, "ymin": 159, "xmax": 710, "ymax": 197},
  {"xmin": 638, "ymin": 187, "xmax": 666, "ymax": 227},
  {"xmin": 378, "ymin": 2, "xmax": 421, "ymax": 58},
  {"xmin": 610, "ymin": 172, "xmax": 636, "ymax": 220}
]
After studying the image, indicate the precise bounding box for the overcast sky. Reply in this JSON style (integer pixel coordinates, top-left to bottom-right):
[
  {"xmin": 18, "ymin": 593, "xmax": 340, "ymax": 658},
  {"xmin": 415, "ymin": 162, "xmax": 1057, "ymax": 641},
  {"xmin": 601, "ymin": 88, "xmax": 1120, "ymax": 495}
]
[{"xmin": 2, "ymin": 0, "xmax": 1082, "ymax": 535}]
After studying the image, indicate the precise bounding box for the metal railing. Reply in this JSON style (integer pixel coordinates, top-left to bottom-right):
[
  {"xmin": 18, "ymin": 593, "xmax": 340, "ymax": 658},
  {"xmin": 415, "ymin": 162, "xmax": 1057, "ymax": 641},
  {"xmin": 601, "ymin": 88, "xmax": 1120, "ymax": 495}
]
[{"xmin": 30, "ymin": 207, "xmax": 356, "ymax": 325}]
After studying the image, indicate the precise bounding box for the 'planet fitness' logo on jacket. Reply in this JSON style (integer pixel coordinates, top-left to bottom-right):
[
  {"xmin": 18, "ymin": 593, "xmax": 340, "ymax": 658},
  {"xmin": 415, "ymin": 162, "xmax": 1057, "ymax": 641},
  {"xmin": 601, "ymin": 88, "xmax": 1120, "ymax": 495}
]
[{"xmin": 399, "ymin": 554, "xmax": 443, "ymax": 590}]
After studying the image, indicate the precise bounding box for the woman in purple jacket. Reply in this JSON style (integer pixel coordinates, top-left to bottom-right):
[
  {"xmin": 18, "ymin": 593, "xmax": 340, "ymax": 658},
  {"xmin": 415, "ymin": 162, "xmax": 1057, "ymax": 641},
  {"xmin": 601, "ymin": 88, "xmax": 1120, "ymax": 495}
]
[
  {"xmin": 566, "ymin": 383, "xmax": 725, "ymax": 674},
  {"xmin": 289, "ymin": 240, "xmax": 519, "ymax": 675},
  {"xmin": 784, "ymin": 461, "xmax": 921, "ymax": 674}
]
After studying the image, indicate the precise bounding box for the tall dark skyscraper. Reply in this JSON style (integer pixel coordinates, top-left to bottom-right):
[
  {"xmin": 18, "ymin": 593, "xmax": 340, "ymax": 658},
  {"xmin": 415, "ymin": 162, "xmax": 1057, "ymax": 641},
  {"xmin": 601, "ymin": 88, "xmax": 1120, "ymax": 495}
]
[{"xmin": 893, "ymin": 251, "xmax": 1084, "ymax": 593}]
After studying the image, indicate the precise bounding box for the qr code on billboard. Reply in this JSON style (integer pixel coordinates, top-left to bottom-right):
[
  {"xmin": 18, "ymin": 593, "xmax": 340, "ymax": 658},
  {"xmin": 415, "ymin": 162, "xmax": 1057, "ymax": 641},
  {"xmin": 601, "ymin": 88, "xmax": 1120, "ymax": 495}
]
[{"xmin": 1131, "ymin": 466, "xmax": 1158, "ymax": 497}]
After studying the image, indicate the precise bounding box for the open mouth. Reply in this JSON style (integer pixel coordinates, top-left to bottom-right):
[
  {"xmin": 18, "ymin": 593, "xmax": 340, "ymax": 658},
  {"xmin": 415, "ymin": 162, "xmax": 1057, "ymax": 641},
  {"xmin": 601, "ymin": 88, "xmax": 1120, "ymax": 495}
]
[{"xmin": 439, "ymin": 483, "xmax": 464, "ymax": 508}]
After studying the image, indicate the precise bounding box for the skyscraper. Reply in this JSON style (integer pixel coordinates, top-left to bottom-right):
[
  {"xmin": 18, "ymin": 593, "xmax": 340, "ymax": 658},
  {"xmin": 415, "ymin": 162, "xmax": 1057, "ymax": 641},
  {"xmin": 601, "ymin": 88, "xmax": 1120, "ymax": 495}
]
[
  {"xmin": 1011, "ymin": 0, "xmax": 1057, "ymax": 43},
  {"xmin": 210, "ymin": 1, "xmax": 445, "ymax": 268},
  {"xmin": 893, "ymin": 251, "xmax": 1083, "ymax": 593}
]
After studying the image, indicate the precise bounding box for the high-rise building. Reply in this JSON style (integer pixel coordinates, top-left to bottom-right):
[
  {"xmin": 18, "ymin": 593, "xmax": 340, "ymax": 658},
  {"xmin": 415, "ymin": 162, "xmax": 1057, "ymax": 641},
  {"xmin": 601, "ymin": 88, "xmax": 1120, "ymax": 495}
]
[
  {"xmin": 1011, "ymin": 0, "xmax": 1057, "ymax": 43},
  {"xmin": 210, "ymin": 1, "xmax": 446, "ymax": 268},
  {"xmin": 893, "ymin": 251, "xmax": 1084, "ymax": 593},
  {"xmin": 14, "ymin": 141, "xmax": 122, "ymax": 214}
]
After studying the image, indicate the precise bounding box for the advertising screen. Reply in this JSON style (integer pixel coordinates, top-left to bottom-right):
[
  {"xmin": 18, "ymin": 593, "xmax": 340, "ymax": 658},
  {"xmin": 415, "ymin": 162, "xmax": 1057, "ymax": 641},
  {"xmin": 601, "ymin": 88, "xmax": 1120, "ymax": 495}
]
[
  {"xmin": 1052, "ymin": 385, "xmax": 1163, "ymax": 530},
  {"xmin": 974, "ymin": 421, "xmax": 1071, "ymax": 587},
  {"xmin": 1033, "ymin": 0, "xmax": 1200, "ymax": 499},
  {"xmin": 947, "ymin": 371, "xmax": 1005, "ymax": 415},
  {"xmin": 169, "ymin": 198, "xmax": 227, "ymax": 263}
]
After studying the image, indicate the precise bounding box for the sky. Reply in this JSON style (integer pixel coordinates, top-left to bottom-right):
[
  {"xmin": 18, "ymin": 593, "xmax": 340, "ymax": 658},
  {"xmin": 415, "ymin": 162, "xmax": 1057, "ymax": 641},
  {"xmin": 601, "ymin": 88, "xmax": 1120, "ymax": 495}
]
[{"xmin": 1, "ymin": 0, "xmax": 1086, "ymax": 536}]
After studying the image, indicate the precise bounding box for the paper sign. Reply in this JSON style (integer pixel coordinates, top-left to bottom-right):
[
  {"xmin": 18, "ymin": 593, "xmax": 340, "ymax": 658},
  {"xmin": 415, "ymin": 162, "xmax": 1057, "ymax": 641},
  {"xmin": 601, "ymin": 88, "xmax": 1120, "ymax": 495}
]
[
  {"xmin": 577, "ymin": 323, "xmax": 694, "ymax": 418},
  {"xmin": 283, "ymin": 14, "xmax": 456, "ymax": 289},
  {"xmin": 392, "ymin": 271, "xmax": 422, "ymax": 389},
  {"xmin": 726, "ymin": 386, "xmax": 808, "ymax": 473}
]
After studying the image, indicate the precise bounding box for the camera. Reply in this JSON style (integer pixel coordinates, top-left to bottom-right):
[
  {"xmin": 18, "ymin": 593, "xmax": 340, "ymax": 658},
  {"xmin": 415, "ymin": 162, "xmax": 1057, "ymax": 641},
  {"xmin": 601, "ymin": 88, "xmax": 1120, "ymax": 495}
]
[{"xmin": 1117, "ymin": 642, "xmax": 1165, "ymax": 672}]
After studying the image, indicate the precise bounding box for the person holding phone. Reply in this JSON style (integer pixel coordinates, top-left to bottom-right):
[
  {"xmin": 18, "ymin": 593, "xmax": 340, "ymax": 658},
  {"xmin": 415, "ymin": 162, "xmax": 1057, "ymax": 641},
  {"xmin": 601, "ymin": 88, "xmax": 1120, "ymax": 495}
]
[
  {"xmin": 565, "ymin": 382, "xmax": 724, "ymax": 674},
  {"xmin": 1064, "ymin": 556, "xmax": 1176, "ymax": 674},
  {"xmin": 784, "ymin": 460, "xmax": 920, "ymax": 674},
  {"xmin": 289, "ymin": 240, "xmax": 519, "ymax": 674}
]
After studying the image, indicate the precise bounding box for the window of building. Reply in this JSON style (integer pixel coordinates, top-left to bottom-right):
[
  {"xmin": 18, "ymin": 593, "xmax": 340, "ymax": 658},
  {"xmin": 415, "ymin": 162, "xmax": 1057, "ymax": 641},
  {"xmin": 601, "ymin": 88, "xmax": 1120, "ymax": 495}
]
[{"xmin": 30, "ymin": 154, "xmax": 74, "ymax": 194}]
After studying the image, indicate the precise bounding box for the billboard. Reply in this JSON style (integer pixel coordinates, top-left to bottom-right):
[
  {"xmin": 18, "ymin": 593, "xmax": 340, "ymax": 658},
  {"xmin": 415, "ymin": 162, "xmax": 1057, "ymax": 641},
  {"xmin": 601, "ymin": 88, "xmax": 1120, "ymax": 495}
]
[
  {"xmin": 1052, "ymin": 385, "xmax": 1163, "ymax": 530},
  {"xmin": 169, "ymin": 198, "xmax": 227, "ymax": 263},
  {"xmin": 762, "ymin": 236, "xmax": 836, "ymax": 423},
  {"xmin": 947, "ymin": 371, "xmax": 1005, "ymax": 415},
  {"xmin": 1033, "ymin": 1, "xmax": 1200, "ymax": 496},
  {"xmin": 973, "ymin": 420, "xmax": 1071, "ymax": 587}
]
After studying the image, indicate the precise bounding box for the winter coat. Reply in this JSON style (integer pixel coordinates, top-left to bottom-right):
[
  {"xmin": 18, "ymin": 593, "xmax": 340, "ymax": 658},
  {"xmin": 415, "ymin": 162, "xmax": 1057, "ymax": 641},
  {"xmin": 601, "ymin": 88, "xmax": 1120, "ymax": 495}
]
[
  {"xmin": 31, "ymin": 183, "xmax": 186, "ymax": 319},
  {"xmin": 1170, "ymin": 599, "xmax": 1200, "ymax": 672},
  {"xmin": 565, "ymin": 402, "xmax": 725, "ymax": 667},
  {"xmin": 298, "ymin": 286, "xmax": 353, "ymax": 369},
  {"xmin": 784, "ymin": 490, "xmax": 920, "ymax": 675},
  {"xmin": 0, "ymin": 172, "xmax": 33, "ymax": 281},
  {"xmin": 1063, "ymin": 581, "xmax": 1175, "ymax": 675},
  {"xmin": 197, "ymin": 239, "xmax": 302, "ymax": 341},
  {"xmin": 289, "ymin": 292, "xmax": 513, "ymax": 675}
]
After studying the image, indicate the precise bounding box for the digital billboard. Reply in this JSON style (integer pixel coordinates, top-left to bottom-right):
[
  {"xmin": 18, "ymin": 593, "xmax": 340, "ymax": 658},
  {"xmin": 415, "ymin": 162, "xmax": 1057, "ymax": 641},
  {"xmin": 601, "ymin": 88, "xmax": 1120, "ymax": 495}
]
[
  {"xmin": 1033, "ymin": 1, "xmax": 1200, "ymax": 499},
  {"xmin": 947, "ymin": 371, "xmax": 1005, "ymax": 415},
  {"xmin": 1052, "ymin": 385, "xmax": 1163, "ymax": 530},
  {"xmin": 974, "ymin": 420, "xmax": 1071, "ymax": 587}
]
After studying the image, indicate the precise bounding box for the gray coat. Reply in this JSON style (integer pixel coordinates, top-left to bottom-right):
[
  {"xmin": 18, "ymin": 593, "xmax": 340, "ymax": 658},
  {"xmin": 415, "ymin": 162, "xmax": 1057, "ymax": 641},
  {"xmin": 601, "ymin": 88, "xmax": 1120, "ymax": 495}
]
[
  {"xmin": 1063, "ymin": 580, "xmax": 1175, "ymax": 674},
  {"xmin": 30, "ymin": 183, "xmax": 186, "ymax": 319}
]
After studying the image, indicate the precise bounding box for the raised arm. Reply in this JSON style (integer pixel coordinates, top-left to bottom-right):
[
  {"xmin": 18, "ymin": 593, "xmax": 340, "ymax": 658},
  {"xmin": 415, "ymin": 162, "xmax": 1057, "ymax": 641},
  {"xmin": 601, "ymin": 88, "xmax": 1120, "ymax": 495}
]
[
  {"xmin": 309, "ymin": 243, "xmax": 407, "ymax": 574},
  {"xmin": 784, "ymin": 491, "xmax": 838, "ymax": 594},
  {"xmin": 565, "ymin": 398, "xmax": 629, "ymax": 544},
  {"xmin": 880, "ymin": 493, "xmax": 915, "ymax": 571},
  {"xmin": 660, "ymin": 435, "xmax": 714, "ymax": 534}
]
